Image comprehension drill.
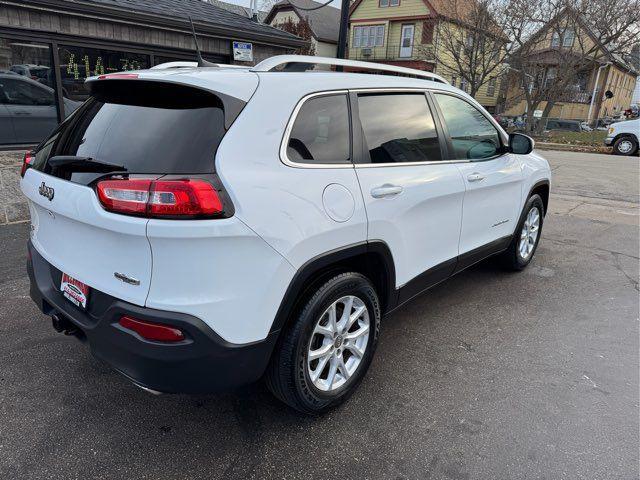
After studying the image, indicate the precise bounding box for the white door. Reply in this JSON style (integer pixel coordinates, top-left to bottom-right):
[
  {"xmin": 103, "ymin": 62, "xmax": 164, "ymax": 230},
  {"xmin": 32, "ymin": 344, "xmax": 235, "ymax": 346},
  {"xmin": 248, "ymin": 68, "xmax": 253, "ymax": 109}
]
[
  {"xmin": 353, "ymin": 92, "xmax": 465, "ymax": 289},
  {"xmin": 433, "ymin": 92, "xmax": 524, "ymax": 255},
  {"xmin": 399, "ymin": 25, "xmax": 414, "ymax": 58}
]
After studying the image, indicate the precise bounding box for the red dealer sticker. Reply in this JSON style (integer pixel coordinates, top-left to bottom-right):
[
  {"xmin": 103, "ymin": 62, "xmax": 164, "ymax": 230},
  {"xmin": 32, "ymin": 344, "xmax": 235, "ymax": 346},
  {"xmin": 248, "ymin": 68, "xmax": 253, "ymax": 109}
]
[{"xmin": 60, "ymin": 273, "xmax": 90, "ymax": 310}]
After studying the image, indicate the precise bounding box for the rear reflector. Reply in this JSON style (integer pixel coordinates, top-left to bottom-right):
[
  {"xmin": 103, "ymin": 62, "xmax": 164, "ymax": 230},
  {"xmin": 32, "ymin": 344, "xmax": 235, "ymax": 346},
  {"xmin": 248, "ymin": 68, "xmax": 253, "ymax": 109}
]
[
  {"xmin": 20, "ymin": 150, "xmax": 34, "ymax": 177},
  {"xmin": 119, "ymin": 316, "xmax": 185, "ymax": 342},
  {"xmin": 96, "ymin": 178, "xmax": 224, "ymax": 219}
]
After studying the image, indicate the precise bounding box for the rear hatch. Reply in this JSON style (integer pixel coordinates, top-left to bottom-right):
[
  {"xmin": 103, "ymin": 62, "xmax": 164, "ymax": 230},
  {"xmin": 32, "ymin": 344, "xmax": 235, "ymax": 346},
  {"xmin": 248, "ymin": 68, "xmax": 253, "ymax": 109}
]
[{"xmin": 21, "ymin": 74, "xmax": 254, "ymax": 306}]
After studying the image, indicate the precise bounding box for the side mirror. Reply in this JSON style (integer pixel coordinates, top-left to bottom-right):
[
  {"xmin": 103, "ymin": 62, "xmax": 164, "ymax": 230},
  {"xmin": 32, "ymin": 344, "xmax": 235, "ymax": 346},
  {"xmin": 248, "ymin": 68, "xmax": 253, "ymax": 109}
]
[{"xmin": 509, "ymin": 132, "xmax": 534, "ymax": 154}]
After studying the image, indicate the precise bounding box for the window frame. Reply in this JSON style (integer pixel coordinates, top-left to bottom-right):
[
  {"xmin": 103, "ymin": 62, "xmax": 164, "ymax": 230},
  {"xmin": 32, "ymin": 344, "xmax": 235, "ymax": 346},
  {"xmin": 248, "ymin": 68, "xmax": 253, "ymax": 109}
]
[
  {"xmin": 353, "ymin": 25, "xmax": 385, "ymax": 48},
  {"xmin": 562, "ymin": 28, "xmax": 575, "ymax": 47},
  {"xmin": 429, "ymin": 90, "xmax": 508, "ymax": 162},
  {"xmin": 280, "ymin": 90, "xmax": 354, "ymax": 169},
  {"xmin": 486, "ymin": 77, "xmax": 496, "ymax": 97},
  {"xmin": 280, "ymin": 88, "xmax": 509, "ymax": 169}
]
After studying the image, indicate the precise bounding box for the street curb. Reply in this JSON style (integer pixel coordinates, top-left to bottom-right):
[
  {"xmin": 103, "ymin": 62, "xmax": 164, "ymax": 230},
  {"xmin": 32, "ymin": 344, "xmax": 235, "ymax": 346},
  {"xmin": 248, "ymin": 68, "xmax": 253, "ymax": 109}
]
[{"xmin": 0, "ymin": 150, "xmax": 28, "ymax": 226}]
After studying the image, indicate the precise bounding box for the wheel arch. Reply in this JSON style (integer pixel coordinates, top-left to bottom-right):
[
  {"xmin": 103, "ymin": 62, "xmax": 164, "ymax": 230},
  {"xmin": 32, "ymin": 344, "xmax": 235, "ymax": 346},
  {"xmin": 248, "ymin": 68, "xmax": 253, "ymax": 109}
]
[
  {"xmin": 269, "ymin": 241, "xmax": 396, "ymax": 336},
  {"xmin": 612, "ymin": 132, "xmax": 638, "ymax": 144},
  {"xmin": 528, "ymin": 180, "xmax": 550, "ymax": 216}
]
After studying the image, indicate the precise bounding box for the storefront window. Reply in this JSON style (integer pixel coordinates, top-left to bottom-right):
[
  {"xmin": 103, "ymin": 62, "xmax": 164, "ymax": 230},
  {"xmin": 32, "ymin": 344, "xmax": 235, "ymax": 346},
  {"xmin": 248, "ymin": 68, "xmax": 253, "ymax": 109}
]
[
  {"xmin": 57, "ymin": 45, "xmax": 149, "ymax": 105},
  {"xmin": 0, "ymin": 38, "xmax": 60, "ymax": 145}
]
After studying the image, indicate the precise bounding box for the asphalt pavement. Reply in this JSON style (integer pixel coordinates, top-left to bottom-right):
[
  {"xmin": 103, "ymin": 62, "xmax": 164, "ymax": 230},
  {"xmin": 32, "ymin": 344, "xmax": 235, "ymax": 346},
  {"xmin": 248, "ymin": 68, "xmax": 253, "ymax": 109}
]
[{"xmin": 0, "ymin": 150, "xmax": 638, "ymax": 480}]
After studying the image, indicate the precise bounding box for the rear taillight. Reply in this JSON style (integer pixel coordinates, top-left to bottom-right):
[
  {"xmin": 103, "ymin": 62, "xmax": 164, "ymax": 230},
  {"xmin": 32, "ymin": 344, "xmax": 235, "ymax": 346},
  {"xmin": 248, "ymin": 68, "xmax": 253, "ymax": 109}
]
[
  {"xmin": 96, "ymin": 178, "xmax": 226, "ymax": 219},
  {"xmin": 20, "ymin": 150, "xmax": 34, "ymax": 177},
  {"xmin": 118, "ymin": 316, "xmax": 185, "ymax": 342}
]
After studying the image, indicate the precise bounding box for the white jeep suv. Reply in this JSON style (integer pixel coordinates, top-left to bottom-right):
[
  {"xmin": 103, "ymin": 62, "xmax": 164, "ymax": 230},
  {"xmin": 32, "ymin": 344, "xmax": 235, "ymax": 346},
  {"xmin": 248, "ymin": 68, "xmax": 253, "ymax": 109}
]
[{"xmin": 21, "ymin": 56, "xmax": 551, "ymax": 413}]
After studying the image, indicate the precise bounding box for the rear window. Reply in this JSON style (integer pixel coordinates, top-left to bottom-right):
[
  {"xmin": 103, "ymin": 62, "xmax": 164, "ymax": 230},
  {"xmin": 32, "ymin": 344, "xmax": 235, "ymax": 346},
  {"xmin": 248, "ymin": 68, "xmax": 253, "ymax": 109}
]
[
  {"xmin": 32, "ymin": 81, "xmax": 238, "ymax": 181},
  {"xmin": 286, "ymin": 94, "xmax": 351, "ymax": 165}
]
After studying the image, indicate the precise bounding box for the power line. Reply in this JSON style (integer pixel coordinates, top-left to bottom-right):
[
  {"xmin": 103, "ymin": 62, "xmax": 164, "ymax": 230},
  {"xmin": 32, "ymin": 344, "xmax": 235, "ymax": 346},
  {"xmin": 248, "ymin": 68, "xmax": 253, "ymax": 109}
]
[{"xmin": 284, "ymin": 0, "xmax": 336, "ymax": 11}]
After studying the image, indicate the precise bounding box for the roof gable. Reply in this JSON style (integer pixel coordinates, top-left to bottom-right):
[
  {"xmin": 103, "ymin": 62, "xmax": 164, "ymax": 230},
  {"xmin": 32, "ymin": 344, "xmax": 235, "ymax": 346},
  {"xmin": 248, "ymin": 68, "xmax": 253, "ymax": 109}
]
[
  {"xmin": 266, "ymin": 0, "xmax": 341, "ymax": 43},
  {"xmin": 519, "ymin": 8, "xmax": 638, "ymax": 74},
  {"xmin": 349, "ymin": 0, "xmax": 434, "ymax": 20}
]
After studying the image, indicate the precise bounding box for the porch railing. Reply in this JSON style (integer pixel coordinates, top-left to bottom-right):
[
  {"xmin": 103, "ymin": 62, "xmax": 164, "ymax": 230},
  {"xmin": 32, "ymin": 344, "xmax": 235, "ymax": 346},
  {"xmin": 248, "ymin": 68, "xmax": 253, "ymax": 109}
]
[{"xmin": 349, "ymin": 43, "xmax": 435, "ymax": 62}]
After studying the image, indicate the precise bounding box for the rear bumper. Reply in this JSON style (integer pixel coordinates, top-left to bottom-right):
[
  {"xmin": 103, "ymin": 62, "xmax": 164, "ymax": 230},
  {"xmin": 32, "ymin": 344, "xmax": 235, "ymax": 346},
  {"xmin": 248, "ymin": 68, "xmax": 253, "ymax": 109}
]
[{"xmin": 27, "ymin": 242, "xmax": 278, "ymax": 394}]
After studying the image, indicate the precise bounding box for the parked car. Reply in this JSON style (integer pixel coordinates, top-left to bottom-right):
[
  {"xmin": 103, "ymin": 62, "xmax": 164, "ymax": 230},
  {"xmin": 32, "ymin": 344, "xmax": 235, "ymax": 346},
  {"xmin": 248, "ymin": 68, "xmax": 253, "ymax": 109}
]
[
  {"xmin": 605, "ymin": 118, "xmax": 640, "ymax": 155},
  {"xmin": 0, "ymin": 73, "xmax": 81, "ymax": 145},
  {"xmin": 544, "ymin": 119, "xmax": 582, "ymax": 132},
  {"xmin": 9, "ymin": 64, "xmax": 51, "ymax": 84},
  {"xmin": 20, "ymin": 56, "xmax": 551, "ymax": 413}
]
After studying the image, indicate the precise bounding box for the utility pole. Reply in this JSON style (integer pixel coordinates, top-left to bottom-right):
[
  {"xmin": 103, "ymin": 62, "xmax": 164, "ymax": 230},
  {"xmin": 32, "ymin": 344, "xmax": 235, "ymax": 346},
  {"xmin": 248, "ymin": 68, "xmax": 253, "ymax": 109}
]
[{"xmin": 336, "ymin": 0, "xmax": 350, "ymax": 59}]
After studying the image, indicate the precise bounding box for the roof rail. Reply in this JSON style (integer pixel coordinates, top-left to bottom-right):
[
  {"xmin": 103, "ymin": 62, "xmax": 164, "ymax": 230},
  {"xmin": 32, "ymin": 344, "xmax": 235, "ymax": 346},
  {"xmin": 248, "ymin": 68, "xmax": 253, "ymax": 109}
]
[
  {"xmin": 251, "ymin": 55, "xmax": 449, "ymax": 84},
  {"xmin": 151, "ymin": 62, "xmax": 250, "ymax": 70},
  {"xmin": 151, "ymin": 61, "xmax": 198, "ymax": 69}
]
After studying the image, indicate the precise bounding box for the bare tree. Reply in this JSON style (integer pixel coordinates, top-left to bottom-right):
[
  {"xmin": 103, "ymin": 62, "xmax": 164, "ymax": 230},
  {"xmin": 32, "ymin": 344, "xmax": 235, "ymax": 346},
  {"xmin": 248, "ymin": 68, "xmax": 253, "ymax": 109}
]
[
  {"xmin": 420, "ymin": 0, "xmax": 519, "ymax": 98},
  {"xmin": 505, "ymin": 0, "xmax": 640, "ymax": 132},
  {"xmin": 273, "ymin": 17, "xmax": 317, "ymax": 56}
]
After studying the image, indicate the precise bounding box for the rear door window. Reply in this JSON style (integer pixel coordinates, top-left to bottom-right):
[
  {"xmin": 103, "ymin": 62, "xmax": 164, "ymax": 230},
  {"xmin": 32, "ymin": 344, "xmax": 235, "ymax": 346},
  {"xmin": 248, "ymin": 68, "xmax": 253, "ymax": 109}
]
[
  {"xmin": 286, "ymin": 94, "xmax": 351, "ymax": 165},
  {"xmin": 357, "ymin": 93, "xmax": 443, "ymax": 164}
]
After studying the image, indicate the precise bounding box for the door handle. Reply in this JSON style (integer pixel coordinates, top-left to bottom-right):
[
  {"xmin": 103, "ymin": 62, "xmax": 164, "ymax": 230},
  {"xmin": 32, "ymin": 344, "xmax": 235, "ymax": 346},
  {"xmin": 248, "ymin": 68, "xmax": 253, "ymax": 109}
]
[
  {"xmin": 13, "ymin": 111, "xmax": 31, "ymax": 116},
  {"xmin": 467, "ymin": 173, "xmax": 485, "ymax": 182},
  {"xmin": 370, "ymin": 184, "xmax": 403, "ymax": 198}
]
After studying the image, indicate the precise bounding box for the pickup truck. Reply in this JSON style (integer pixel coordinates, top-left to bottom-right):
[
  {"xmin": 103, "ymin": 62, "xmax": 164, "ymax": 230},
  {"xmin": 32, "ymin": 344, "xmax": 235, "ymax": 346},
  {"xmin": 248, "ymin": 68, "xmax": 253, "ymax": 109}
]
[{"xmin": 605, "ymin": 118, "xmax": 639, "ymax": 155}]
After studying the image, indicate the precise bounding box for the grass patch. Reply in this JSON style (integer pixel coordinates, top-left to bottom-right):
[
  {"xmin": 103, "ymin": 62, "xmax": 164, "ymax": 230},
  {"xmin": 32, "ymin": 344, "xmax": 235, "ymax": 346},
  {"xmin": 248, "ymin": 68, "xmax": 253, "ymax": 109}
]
[{"xmin": 538, "ymin": 130, "xmax": 607, "ymax": 146}]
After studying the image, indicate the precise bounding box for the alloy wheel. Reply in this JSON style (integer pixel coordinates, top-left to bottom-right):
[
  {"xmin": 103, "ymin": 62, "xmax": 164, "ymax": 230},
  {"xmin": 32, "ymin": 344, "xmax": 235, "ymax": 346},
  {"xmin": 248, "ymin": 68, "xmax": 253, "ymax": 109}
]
[
  {"xmin": 306, "ymin": 295, "xmax": 370, "ymax": 392},
  {"xmin": 518, "ymin": 206, "xmax": 541, "ymax": 260}
]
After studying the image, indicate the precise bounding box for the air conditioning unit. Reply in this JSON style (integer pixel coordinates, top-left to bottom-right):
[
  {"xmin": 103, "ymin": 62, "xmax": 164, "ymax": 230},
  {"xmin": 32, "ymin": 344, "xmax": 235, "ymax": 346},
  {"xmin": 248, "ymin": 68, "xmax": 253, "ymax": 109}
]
[{"xmin": 361, "ymin": 47, "xmax": 373, "ymax": 57}]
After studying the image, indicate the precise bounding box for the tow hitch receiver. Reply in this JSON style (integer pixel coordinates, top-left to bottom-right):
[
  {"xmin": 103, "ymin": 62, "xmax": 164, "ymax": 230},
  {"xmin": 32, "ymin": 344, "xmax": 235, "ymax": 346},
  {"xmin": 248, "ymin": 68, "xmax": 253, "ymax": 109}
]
[{"xmin": 51, "ymin": 314, "xmax": 78, "ymax": 336}]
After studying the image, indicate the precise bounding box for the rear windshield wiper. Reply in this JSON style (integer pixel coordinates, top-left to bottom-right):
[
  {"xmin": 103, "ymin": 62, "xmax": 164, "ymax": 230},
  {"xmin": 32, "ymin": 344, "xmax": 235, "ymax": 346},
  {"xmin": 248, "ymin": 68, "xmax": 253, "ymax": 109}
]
[{"xmin": 48, "ymin": 156, "xmax": 127, "ymax": 173}]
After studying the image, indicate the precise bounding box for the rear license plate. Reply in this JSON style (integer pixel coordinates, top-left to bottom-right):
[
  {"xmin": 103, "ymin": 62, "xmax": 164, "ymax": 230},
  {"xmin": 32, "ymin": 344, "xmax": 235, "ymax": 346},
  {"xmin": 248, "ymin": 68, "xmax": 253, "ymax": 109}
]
[{"xmin": 60, "ymin": 273, "xmax": 90, "ymax": 309}]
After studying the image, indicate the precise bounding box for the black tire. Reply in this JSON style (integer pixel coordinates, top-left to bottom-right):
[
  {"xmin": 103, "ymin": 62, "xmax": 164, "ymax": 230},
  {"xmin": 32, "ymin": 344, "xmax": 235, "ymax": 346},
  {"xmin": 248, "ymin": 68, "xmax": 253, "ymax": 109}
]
[
  {"xmin": 612, "ymin": 135, "xmax": 638, "ymax": 156},
  {"xmin": 498, "ymin": 194, "xmax": 545, "ymax": 271},
  {"xmin": 265, "ymin": 272, "xmax": 381, "ymax": 414}
]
